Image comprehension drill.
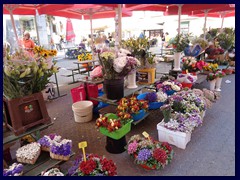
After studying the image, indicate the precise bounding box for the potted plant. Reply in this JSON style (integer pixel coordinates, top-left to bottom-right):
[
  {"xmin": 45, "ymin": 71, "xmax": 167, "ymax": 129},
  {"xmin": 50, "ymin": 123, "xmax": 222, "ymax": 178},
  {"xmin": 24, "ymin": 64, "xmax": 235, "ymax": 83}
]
[
  {"xmin": 96, "ymin": 113, "xmax": 133, "ymax": 140},
  {"xmin": 68, "ymin": 154, "xmax": 117, "ymax": 176},
  {"xmin": 181, "ymin": 56, "xmax": 198, "ymax": 74},
  {"xmin": 3, "ymin": 48, "xmax": 58, "ymax": 135},
  {"xmin": 116, "ymin": 96, "xmax": 149, "ymax": 122},
  {"xmin": 126, "ymin": 134, "xmax": 174, "ymax": 170}
]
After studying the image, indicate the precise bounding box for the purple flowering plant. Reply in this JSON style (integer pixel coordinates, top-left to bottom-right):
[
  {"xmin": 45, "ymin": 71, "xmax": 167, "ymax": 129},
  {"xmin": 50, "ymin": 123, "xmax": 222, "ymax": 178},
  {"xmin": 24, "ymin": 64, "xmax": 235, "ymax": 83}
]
[
  {"xmin": 145, "ymin": 92, "xmax": 158, "ymax": 102},
  {"xmin": 126, "ymin": 134, "xmax": 174, "ymax": 170},
  {"xmin": 3, "ymin": 163, "xmax": 23, "ymax": 176},
  {"xmin": 50, "ymin": 140, "xmax": 72, "ymax": 156},
  {"xmin": 165, "ymin": 112, "xmax": 203, "ymax": 133}
]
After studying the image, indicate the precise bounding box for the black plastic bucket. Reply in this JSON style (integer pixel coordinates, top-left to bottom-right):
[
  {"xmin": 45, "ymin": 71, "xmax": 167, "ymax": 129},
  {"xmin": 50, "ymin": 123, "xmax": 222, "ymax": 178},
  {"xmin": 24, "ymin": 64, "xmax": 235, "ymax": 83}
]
[{"xmin": 103, "ymin": 78, "xmax": 124, "ymax": 100}]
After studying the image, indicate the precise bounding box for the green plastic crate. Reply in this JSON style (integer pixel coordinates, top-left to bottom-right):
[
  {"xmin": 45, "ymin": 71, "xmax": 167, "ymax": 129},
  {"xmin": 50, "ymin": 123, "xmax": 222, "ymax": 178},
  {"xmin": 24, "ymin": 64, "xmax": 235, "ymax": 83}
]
[{"xmin": 99, "ymin": 113, "xmax": 133, "ymax": 140}]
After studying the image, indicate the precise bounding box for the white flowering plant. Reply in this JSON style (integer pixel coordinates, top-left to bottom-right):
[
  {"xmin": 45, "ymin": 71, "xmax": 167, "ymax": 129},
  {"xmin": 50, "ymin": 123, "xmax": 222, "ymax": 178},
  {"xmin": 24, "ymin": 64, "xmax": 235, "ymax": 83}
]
[
  {"xmin": 156, "ymin": 91, "xmax": 168, "ymax": 102},
  {"xmin": 98, "ymin": 49, "xmax": 140, "ymax": 80}
]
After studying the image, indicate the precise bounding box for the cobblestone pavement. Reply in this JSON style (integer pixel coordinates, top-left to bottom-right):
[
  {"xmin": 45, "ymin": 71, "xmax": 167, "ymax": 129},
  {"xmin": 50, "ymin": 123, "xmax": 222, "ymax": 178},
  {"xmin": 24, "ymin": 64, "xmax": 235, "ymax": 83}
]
[{"xmin": 42, "ymin": 68, "xmax": 235, "ymax": 176}]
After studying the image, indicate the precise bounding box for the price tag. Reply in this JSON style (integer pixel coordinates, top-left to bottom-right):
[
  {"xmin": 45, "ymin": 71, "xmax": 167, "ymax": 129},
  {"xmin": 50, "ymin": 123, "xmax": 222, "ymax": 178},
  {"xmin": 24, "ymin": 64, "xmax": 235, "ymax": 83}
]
[
  {"xmin": 142, "ymin": 131, "xmax": 150, "ymax": 141},
  {"xmin": 78, "ymin": 141, "xmax": 87, "ymax": 162}
]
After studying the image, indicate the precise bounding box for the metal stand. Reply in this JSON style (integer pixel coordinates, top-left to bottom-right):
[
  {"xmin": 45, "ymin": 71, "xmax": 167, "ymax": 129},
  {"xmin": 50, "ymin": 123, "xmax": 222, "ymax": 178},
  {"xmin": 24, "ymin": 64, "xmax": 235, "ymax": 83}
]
[{"xmin": 49, "ymin": 72, "xmax": 67, "ymax": 100}]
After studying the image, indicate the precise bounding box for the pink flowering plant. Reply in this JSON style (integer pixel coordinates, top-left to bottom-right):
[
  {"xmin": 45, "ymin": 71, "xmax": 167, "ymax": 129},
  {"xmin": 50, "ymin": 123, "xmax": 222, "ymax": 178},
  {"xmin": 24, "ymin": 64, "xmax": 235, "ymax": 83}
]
[{"xmin": 126, "ymin": 134, "xmax": 174, "ymax": 170}]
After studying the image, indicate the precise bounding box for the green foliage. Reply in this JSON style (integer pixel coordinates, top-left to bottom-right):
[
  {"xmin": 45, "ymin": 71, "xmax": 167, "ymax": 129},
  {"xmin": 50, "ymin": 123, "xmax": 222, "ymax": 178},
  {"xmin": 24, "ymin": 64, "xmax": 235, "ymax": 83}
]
[
  {"xmin": 3, "ymin": 59, "xmax": 58, "ymax": 99},
  {"xmin": 168, "ymin": 33, "xmax": 190, "ymax": 52}
]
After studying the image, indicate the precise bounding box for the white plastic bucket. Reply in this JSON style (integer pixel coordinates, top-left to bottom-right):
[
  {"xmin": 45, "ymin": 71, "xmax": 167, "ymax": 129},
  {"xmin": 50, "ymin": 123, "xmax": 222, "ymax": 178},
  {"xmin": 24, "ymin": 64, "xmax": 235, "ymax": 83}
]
[{"xmin": 72, "ymin": 101, "xmax": 93, "ymax": 123}]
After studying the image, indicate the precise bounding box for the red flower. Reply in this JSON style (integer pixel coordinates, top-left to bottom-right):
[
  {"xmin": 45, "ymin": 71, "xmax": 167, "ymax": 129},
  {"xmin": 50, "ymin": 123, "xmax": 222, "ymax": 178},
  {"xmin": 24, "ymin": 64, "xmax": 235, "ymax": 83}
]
[
  {"xmin": 153, "ymin": 148, "xmax": 167, "ymax": 164},
  {"xmin": 161, "ymin": 142, "xmax": 172, "ymax": 153},
  {"xmin": 79, "ymin": 159, "xmax": 97, "ymax": 175},
  {"xmin": 100, "ymin": 158, "xmax": 117, "ymax": 176}
]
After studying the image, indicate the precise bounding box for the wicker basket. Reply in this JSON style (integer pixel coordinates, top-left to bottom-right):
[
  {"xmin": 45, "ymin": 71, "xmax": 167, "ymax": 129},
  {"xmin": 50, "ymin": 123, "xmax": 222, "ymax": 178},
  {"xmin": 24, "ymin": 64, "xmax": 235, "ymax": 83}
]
[
  {"xmin": 41, "ymin": 146, "xmax": 50, "ymax": 152},
  {"xmin": 16, "ymin": 150, "xmax": 41, "ymax": 165},
  {"xmin": 50, "ymin": 152, "xmax": 70, "ymax": 161}
]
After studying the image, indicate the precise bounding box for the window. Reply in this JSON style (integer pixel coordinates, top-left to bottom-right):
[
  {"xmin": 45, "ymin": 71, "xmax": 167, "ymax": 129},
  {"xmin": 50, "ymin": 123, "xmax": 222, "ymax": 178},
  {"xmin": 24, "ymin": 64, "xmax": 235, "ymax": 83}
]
[{"xmin": 181, "ymin": 21, "xmax": 189, "ymax": 34}]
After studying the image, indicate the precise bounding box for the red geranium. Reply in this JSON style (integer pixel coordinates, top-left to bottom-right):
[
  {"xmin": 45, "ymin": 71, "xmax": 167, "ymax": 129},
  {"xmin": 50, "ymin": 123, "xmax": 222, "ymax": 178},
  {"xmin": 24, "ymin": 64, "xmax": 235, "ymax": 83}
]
[
  {"xmin": 79, "ymin": 159, "xmax": 97, "ymax": 175},
  {"xmin": 153, "ymin": 148, "xmax": 168, "ymax": 164}
]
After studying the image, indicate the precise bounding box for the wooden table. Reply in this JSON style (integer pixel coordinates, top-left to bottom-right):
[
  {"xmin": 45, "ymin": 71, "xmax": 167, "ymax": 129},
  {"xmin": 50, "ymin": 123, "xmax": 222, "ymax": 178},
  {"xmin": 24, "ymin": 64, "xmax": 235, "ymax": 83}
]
[
  {"xmin": 73, "ymin": 59, "xmax": 98, "ymax": 77},
  {"xmin": 3, "ymin": 122, "xmax": 54, "ymax": 146},
  {"xmin": 90, "ymin": 83, "xmax": 149, "ymax": 106}
]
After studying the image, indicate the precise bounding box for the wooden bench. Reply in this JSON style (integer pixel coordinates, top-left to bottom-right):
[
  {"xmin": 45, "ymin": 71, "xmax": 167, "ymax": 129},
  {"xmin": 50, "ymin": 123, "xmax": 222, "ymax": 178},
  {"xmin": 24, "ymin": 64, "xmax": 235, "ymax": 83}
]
[{"xmin": 61, "ymin": 67, "xmax": 89, "ymax": 84}]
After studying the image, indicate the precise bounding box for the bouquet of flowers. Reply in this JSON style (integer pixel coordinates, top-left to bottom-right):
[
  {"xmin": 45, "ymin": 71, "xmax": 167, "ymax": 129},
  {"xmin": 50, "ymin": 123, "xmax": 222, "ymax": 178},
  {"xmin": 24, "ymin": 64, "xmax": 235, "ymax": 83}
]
[
  {"xmin": 98, "ymin": 49, "xmax": 140, "ymax": 80},
  {"xmin": 78, "ymin": 52, "xmax": 92, "ymax": 61},
  {"xmin": 3, "ymin": 48, "xmax": 59, "ymax": 99},
  {"xmin": 96, "ymin": 113, "xmax": 131, "ymax": 132},
  {"xmin": 206, "ymin": 72, "xmax": 217, "ymax": 81},
  {"xmin": 155, "ymin": 80, "xmax": 182, "ymax": 94},
  {"xmin": 215, "ymin": 70, "xmax": 226, "ymax": 78},
  {"xmin": 121, "ymin": 37, "xmax": 157, "ymax": 68},
  {"xmin": 182, "ymin": 56, "xmax": 197, "ymax": 72},
  {"xmin": 67, "ymin": 154, "xmax": 117, "ymax": 176},
  {"xmin": 116, "ymin": 96, "xmax": 149, "ymax": 116},
  {"xmin": 191, "ymin": 37, "xmax": 208, "ymax": 50},
  {"xmin": 196, "ymin": 60, "xmax": 207, "ymax": 71},
  {"xmin": 126, "ymin": 134, "xmax": 174, "ymax": 170},
  {"xmin": 33, "ymin": 46, "xmax": 57, "ymax": 59},
  {"xmin": 168, "ymin": 33, "xmax": 190, "ymax": 52},
  {"xmin": 156, "ymin": 91, "xmax": 168, "ymax": 103},
  {"xmin": 203, "ymin": 63, "xmax": 219, "ymax": 73}
]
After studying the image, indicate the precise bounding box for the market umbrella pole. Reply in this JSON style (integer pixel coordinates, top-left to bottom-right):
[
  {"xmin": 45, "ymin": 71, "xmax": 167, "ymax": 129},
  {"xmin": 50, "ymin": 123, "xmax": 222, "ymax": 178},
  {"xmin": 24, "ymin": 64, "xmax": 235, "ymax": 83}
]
[
  {"xmin": 9, "ymin": 10, "xmax": 19, "ymax": 43},
  {"xmin": 117, "ymin": 4, "xmax": 122, "ymax": 41},
  {"xmin": 89, "ymin": 13, "xmax": 94, "ymax": 51},
  {"xmin": 220, "ymin": 12, "xmax": 226, "ymax": 31},
  {"xmin": 203, "ymin": 9, "xmax": 209, "ymax": 40},
  {"xmin": 177, "ymin": 4, "xmax": 183, "ymax": 35},
  {"xmin": 34, "ymin": 9, "xmax": 40, "ymax": 44}
]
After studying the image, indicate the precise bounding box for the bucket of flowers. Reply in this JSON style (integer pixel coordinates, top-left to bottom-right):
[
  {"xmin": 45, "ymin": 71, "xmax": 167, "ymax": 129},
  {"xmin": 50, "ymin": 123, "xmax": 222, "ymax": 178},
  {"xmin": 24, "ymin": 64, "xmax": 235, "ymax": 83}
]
[
  {"xmin": 137, "ymin": 91, "xmax": 167, "ymax": 110},
  {"xmin": 177, "ymin": 73, "xmax": 197, "ymax": 89},
  {"xmin": 96, "ymin": 113, "xmax": 133, "ymax": 140},
  {"xmin": 181, "ymin": 56, "xmax": 198, "ymax": 74},
  {"xmin": 126, "ymin": 134, "xmax": 174, "ymax": 170},
  {"xmin": 116, "ymin": 97, "xmax": 149, "ymax": 122},
  {"xmin": 67, "ymin": 153, "xmax": 117, "ymax": 176},
  {"xmin": 154, "ymin": 80, "xmax": 182, "ymax": 96}
]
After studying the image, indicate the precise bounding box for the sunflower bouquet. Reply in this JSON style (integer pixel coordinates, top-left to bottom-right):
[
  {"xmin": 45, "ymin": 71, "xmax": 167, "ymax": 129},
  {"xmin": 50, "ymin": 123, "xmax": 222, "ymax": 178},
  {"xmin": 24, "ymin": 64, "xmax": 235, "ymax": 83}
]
[
  {"xmin": 33, "ymin": 46, "xmax": 57, "ymax": 59},
  {"xmin": 77, "ymin": 52, "xmax": 92, "ymax": 61}
]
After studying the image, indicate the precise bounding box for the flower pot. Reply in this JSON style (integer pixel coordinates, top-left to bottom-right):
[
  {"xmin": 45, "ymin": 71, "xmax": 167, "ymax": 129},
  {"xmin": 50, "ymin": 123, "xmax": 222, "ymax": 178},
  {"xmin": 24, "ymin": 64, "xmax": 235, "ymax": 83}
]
[
  {"xmin": 209, "ymin": 79, "xmax": 217, "ymax": 91},
  {"xmin": 181, "ymin": 82, "xmax": 193, "ymax": 89},
  {"xmin": 140, "ymin": 164, "xmax": 156, "ymax": 170},
  {"xmin": 215, "ymin": 77, "xmax": 222, "ymax": 92},
  {"xmin": 131, "ymin": 109, "xmax": 146, "ymax": 121},
  {"xmin": 173, "ymin": 52, "xmax": 181, "ymax": 71},
  {"xmin": 103, "ymin": 78, "xmax": 124, "ymax": 100},
  {"xmin": 136, "ymin": 93, "xmax": 164, "ymax": 110},
  {"xmin": 100, "ymin": 120, "xmax": 132, "ymax": 140},
  {"xmin": 127, "ymin": 70, "xmax": 138, "ymax": 89},
  {"xmin": 166, "ymin": 90, "xmax": 175, "ymax": 96}
]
